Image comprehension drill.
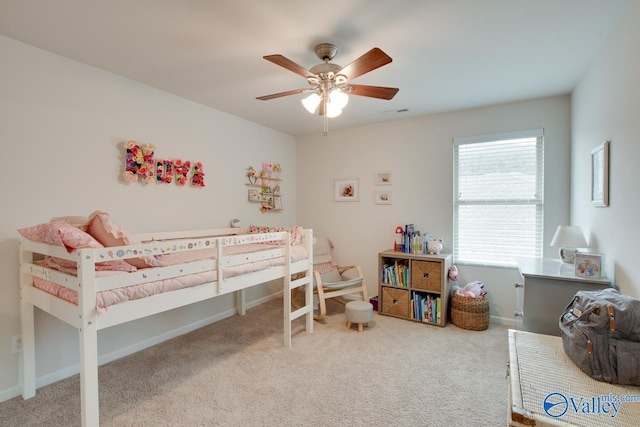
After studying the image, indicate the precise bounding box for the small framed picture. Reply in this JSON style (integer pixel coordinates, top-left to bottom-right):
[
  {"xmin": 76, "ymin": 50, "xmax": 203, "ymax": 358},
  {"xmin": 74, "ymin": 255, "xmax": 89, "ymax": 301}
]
[
  {"xmin": 375, "ymin": 191, "xmax": 392, "ymax": 205},
  {"xmin": 273, "ymin": 195, "xmax": 283, "ymax": 210},
  {"xmin": 375, "ymin": 171, "xmax": 392, "ymax": 185},
  {"xmin": 248, "ymin": 189, "xmax": 260, "ymax": 202},
  {"xmin": 591, "ymin": 140, "xmax": 609, "ymax": 207},
  {"xmin": 334, "ymin": 179, "xmax": 359, "ymax": 202},
  {"xmin": 575, "ymin": 253, "xmax": 603, "ymax": 279}
]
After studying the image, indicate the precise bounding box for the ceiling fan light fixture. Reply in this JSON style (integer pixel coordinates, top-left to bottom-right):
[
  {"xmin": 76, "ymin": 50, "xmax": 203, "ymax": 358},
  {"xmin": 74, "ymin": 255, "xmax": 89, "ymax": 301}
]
[
  {"xmin": 259, "ymin": 44, "xmax": 398, "ymax": 135},
  {"xmin": 329, "ymin": 89, "xmax": 349, "ymax": 110},
  {"xmin": 301, "ymin": 92, "xmax": 321, "ymax": 113},
  {"xmin": 325, "ymin": 101, "xmax": 343, "ymax": 118}
]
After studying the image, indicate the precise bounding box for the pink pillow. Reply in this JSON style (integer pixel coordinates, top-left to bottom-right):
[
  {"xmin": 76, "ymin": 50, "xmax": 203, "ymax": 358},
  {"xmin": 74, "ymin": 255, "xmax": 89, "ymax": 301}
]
[
  {"xmin": 50, "ymin": 215, "xmax": 90, "ymax": 231},
  {"xmin": 86, "ymin": 211, "xmax": 159, "ymax": 268},
  {"xmin": 17, "ymin": 221, "xmax": 136, "ymax": 272}
]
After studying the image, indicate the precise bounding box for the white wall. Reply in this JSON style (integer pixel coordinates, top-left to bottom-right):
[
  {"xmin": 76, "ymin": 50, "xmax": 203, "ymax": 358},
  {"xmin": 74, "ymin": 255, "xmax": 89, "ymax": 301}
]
[
  {"xmin": 0, "ymin": 35, "xmax": 297, "ymax": 399},
  {"xmin": 571, "ymin": 1, "xmax": 640, "ymax": 297},
  {"xmin": 296, "ymin": 95, "xmax": 571, "ymax": 323},
  {"xmin": 5, "ymin": 0, "xmax": 638, "ymax": 402}
]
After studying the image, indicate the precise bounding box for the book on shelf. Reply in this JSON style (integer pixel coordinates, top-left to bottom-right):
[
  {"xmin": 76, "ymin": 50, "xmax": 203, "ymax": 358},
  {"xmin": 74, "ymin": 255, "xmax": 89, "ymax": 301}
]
[
  {"xmin": 411, "ymin": 292, "xmax": 442, "ymax": 325},
  {"xmin": 381, "ymin": 261, "xmax": 408, "ymax": 287},
  {"xmin": 396, "ymin": 224, "xmax": 432, "ymax": 254}
]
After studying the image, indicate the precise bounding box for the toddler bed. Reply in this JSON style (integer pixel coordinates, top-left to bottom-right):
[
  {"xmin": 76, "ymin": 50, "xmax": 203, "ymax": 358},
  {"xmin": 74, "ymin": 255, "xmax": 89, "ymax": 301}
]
[{"xmin": 18, "ymin": 214, "xmax": 314, "ymax": 427}]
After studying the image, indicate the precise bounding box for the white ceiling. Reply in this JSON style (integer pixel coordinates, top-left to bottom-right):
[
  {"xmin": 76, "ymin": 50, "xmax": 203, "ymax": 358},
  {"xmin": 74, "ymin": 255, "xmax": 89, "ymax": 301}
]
[{"xmin": 0, "ymin": 0, "xmax": 629, "ymax": 137}]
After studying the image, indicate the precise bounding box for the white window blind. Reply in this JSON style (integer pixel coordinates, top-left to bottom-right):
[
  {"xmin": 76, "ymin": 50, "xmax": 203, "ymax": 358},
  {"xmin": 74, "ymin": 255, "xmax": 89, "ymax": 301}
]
[{"xmin": 453, "ymin": 129, "xmax": 544, "ymax": 267}]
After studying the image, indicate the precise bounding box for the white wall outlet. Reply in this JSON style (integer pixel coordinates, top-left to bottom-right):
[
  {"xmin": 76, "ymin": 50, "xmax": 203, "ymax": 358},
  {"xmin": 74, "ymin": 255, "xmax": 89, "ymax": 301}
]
[{"xmin": 12, "ymin": 335, "xmax": 22, "ymax": 353}]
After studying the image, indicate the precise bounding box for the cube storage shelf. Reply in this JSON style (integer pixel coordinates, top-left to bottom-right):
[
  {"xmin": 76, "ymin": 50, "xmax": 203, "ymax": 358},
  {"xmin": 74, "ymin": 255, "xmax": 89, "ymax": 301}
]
[{"xmin": 378, "ymin": 250, "xmax": 452, "ymax": 327}]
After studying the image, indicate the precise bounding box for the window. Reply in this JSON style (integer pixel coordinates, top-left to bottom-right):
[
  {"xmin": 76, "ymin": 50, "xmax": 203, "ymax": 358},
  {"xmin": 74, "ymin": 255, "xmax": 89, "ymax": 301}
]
[{"xmin": 453, "ymin": 129, "xmax": 544, "ymax": 267}]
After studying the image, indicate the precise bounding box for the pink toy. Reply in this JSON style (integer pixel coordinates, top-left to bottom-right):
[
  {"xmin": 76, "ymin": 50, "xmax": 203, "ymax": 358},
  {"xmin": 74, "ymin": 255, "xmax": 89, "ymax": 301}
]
[
  {"xmin": 456, "ymin": 281, "xmax": 486, "ymax": 298},
  {"xmin": 448, "ymin": 265, "xmax": 459, "ymax": 281}
]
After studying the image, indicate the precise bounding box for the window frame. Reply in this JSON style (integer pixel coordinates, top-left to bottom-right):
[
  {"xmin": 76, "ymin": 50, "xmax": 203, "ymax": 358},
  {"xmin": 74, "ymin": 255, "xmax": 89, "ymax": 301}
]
[{"xmin": 453, "ymin": 129, "xmax": 544, "ymax": 268}]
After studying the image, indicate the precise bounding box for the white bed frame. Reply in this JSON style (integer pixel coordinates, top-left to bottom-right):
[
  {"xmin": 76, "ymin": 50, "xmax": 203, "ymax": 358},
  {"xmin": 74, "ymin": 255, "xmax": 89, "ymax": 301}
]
[{"xmin": 19, "ymin": 227, "xmax": 314, "ymax": 427}]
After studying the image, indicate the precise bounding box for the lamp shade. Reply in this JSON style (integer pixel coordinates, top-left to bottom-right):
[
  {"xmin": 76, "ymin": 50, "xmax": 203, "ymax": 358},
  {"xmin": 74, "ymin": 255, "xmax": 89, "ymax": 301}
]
[
  {"xmin": 550, "ymin": 225, "xmax": 588, "ymax": 264},
  {"xmin": 550, "ymin": 225, "xmax": 589, "ymax": 248},
  {"xmin": 301, "ymin": 93, "xmax": 321, "ymax": 114},
  {"xmin": 329, "ymin": 89, "xmax": 349, "ymax": 109},
  {"xmin": 325, "ymin": 101, "xmax": 342, "ymax": 118}
]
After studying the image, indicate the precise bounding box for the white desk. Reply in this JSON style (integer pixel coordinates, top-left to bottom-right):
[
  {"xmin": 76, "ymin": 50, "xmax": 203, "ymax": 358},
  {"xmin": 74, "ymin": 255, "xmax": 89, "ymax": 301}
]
[{"xmin": 515, "ymin": 257, "xmax": 612, "ymax": 336}]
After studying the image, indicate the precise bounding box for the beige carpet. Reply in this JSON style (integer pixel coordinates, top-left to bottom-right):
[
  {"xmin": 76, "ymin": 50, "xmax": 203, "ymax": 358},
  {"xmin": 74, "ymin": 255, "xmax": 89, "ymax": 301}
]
[{"xmin": 0, "ymin": 298, "xmax": 509, "ymax": 426}]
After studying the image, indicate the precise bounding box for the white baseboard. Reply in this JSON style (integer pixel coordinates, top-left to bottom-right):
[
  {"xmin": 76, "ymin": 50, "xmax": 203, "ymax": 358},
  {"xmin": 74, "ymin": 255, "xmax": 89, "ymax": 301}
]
[
  {"xmin": 490, "ymin": 315, "xmax": 518, "ymax": 328},
  {"xmin": 0, "ymin": 292, "xmax": 281, "ymax": 404},
  {"xmin": 0, "ymin": 385, "xmax": 22, "ymax": 404}
]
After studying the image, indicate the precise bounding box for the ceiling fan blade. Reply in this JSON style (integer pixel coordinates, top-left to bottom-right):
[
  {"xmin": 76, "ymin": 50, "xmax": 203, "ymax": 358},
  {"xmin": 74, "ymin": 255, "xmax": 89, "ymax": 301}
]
[
  {"xmin": 256, "ymin": 88, "xmax": 306, "ymax": 101},
  {"xmin": 349, "ymin": 84, "xmax": 399, "ymax": 100},
  {"xmin": 263, "ymin": 54, "xmax": 314, "ymax": 79},
  {"xmin": 339, "ymin": 48, "xmax": 392, "ymax": 81}
]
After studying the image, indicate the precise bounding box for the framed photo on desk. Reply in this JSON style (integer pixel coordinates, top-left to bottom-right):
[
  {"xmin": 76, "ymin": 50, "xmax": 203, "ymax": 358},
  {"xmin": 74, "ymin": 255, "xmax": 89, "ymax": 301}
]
[{"xmin": 575, "ymin": 253, "xmax": 603, "ymax": 279}]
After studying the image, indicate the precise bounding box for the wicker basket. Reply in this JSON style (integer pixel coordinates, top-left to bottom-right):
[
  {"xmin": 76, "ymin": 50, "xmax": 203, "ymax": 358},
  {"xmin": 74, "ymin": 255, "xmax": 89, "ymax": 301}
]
[
  {"xmin": 411, "ymin": 260, "xmax": 441, "ymax": 292},
  {"xmin": 451, "ymin": 293, "xmax": 490, "ymax": 331},
  {"xmin": 381, "ymin": 287, "xmax": 410, "ymax": 318}
]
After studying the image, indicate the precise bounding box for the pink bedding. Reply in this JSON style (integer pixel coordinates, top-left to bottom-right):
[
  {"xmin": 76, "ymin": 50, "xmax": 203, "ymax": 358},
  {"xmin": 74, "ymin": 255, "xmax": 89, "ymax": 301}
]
[{"xmin": 32, "ymin": 243, "xmax": 308, "ymax": 312}]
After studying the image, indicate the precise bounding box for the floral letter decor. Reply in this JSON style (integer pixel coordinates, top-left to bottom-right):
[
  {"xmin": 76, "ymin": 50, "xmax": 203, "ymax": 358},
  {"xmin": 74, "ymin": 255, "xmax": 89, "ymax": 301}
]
[
  {"xmin": 123, "ymin": 141, "xmax": 155, "ymax": 183},
  {"xmin": 191, "ymin": 162, "xmax": 205, "ymax": 187},
  {"xmin": 156, "ymin": 159, "xmax": 174, "ymax": 184},
  {"xmin": 174, "ymin": 160, "xmax": 191, "ymax": 186},
  {"xmin": 122, "ymin": 140, "xmax": 205, "ymax": 188}
]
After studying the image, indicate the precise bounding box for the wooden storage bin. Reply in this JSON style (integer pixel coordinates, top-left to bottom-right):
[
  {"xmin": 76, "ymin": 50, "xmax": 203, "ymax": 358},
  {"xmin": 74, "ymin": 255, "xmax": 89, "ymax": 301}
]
[
  {"xmin": 381, "ymin": 287, "xmax": 410, "ymax": 318},
  {"xmin": 411, "ymin": 260, "xmax": 441, "ymax": 292},
  {"xmin": 451, "ymin": 293, "xmax": 490, "ymax": 331}
]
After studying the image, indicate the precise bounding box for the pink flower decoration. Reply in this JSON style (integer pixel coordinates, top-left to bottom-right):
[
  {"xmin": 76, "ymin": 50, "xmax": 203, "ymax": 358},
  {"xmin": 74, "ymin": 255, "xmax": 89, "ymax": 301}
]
[
  {"xmin": 190, "ymin": 162, "xmax": 206, "ymax": 188},
  {"xmin": 123, "ymin": 171, "xmax": 137, "ymax": 182},
  {"xmin": 174, "ymin": 160, "xmax": 190, "ymax": 186}
]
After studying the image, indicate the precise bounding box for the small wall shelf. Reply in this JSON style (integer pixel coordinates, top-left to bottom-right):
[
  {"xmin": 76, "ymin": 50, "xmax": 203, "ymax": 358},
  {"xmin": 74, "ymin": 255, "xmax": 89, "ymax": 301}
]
[{"xmin": 246, "ymin": 171, "xmax": 283, "ymax": 212}]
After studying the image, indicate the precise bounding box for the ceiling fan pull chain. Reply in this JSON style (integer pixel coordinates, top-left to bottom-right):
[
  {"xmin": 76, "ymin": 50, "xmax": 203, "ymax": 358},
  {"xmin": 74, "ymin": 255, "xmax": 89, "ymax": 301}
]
[{"xmin": 323, "ymin": 97, "xmax": 329, "ymax": 136}]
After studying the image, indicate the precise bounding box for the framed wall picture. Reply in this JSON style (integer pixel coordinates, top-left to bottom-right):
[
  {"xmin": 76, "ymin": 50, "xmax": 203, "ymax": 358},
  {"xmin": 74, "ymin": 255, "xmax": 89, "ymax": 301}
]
[
  {"xmin": 375, "ymin": 191, "xmax": 392, "ymax": 205},
  {"xmin": 591, "ymin": 140, "xmax": 609, "ymax": 207},
  {"xmin": 334, "ymin": 179, "xmax": 359, "ymax": 202},
  {"xmin": 273, "ymin": 195, "xmax": 283, "ymax": 210},
  {"xmin": 248, "ymin": 189, "xmax": 260, "ymax": 202},
  {"xmin": 375, "ymin": 171, "xmax": 392, "ymax": 185}
]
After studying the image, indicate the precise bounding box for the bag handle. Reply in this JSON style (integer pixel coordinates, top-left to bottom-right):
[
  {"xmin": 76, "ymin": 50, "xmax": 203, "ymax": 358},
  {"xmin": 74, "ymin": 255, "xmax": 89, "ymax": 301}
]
[
  {"xmin": 561, "ymin": 296, "xmax": 597, "ymax": 326},
  {"xmin": 608, "ymin": 305, "xmax": 616, "ymax": 331}
]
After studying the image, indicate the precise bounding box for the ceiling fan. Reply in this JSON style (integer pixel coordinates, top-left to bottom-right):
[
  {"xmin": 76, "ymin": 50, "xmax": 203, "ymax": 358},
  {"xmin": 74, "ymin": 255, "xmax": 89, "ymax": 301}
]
[{"xmin": 257, "ymin": 43, "xmax": 399, "ymax": 135}]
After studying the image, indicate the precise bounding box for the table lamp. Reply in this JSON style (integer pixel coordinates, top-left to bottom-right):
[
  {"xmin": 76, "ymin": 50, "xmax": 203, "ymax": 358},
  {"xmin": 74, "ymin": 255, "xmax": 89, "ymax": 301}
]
[{"xmin": 550, "ymin": 225, "xmax": 589, "ymax": 263}]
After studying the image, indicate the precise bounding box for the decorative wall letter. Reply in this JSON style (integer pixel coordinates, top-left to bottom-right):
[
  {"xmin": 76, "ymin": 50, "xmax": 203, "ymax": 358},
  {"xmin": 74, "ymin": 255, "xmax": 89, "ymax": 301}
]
[
  {"xmin": 123, "ymin": 141, "xmax": 155, "ymax": 183},
  {"xmin": 174, "ymin": 160, "xmax": 191, "ymax": 186},
  {"xmin": 122, "ymin": 140, "xmax": 205, "ymax": 188},
  {"xmin": 191, "ymin": 162, "xmax": 206, "ymax": 187},
  {"xmin": 156, "ymin": 159, "xmax": 174, "ymax": 184}
]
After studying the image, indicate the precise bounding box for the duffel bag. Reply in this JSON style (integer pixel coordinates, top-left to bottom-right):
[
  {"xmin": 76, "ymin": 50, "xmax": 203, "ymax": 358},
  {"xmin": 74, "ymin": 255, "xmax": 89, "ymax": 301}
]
[{"xmin": 559, "ymin": 287, "xmax": 640, "ymax": 385}]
